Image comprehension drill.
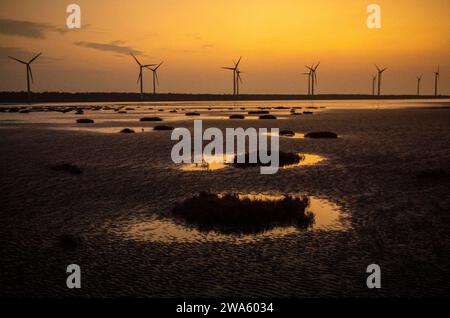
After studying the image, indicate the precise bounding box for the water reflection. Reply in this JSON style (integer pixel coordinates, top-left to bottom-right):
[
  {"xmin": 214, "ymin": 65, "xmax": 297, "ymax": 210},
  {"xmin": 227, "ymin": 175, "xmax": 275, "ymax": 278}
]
[
  {"xmin": 117, "ymin": 195, "xmax": 349, "ymax": 244},
  {"xmin": 264, "ymin": 131, "xmax": 305, "ymax": 139},
  {"xmin": 283, "ymin": 154, "xmax": 325, "ymax": 169},
  {"xmin": 180, "ymin": 152, "xmax": 324, "ymax": 172}
]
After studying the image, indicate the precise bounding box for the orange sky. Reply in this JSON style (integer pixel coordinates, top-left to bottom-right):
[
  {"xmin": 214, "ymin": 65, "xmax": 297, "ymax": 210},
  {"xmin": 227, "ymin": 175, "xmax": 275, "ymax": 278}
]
[{"xmin": 0, "ymin": 0, "xmax": 449, "ymax": 94}]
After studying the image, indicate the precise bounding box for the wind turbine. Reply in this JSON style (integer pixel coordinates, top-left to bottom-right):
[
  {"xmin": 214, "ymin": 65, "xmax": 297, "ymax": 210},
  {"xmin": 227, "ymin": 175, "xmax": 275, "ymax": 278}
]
[
  {"xmin": 374, "ymin": 64, "xmax": 387, "ymax": 96},
  {"xmin": 302, "ymin": 70, "xmax": 311, "ymax": 95},
  {"xmin": 236, "ymin": 69, "xmax": 243, "ymax": 95},
  {"xmin": 130, "ymin": 52, "xmax": 155, "ymax": 100},
  {"xmin": 372, "ymin": 74, "xmax": 377, "ymax": 96},
  {"xmin": 417, "ymin": 74, "xmax": 423, "ymax": 96},
  {"xmin": 305, "ymin": 62, "xmax": 320, "ymax": 96},
  {"xmin": 147, "ymin": 61, "xmax": 164, "ymax": 95},
  {"xmin": 434, "ymin": 66, "xmax": 440, "ymax": 97},
  {"xmin": 8, "ymin": 52, "xmax": 42, "ymax": 102},
  {"xmin": 222, "ymin": 57, "xmax": 241, "ymax": 95}
]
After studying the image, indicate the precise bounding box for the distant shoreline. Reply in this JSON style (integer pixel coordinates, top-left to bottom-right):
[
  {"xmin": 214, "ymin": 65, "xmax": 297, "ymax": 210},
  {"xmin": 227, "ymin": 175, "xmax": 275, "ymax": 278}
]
[{"xmin": 0, "ymin": 92, "xmax": 449, "ymax": 104}]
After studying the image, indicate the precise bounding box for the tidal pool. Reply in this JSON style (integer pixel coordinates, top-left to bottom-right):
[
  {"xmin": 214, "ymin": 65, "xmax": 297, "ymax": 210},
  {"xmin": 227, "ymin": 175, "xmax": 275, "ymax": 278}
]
[
  {"xmin": 116, "ymin": 194, "xmax": 349, "ymax": 244},
  {"xmin": 180, "ymin": 153, "xmax": 325, "ymax": 171}
]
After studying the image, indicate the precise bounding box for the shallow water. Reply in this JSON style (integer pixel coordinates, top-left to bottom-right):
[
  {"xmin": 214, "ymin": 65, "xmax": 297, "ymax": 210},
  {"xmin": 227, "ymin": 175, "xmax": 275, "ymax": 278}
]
[
  {"xmin": 115, "ymin": 195, "xmax": 349, "ymax": 244},
  {"xmin": 2, "ymin": 98, "xmax": 449, "ymax": 111},
  {"xmin": 179, "ymin": 153, "xmax": 325, "ymax": 171}
]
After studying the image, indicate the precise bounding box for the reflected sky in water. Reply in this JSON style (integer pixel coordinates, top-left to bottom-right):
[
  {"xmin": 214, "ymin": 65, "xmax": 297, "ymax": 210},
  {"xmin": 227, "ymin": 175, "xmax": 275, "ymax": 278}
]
[{"xmin": 115, "ymin": 194, "xmax": 349, "ymax": 244}]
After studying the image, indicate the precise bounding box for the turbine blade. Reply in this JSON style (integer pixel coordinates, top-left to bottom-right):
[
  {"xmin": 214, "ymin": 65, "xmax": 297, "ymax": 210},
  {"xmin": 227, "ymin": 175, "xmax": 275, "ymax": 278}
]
[
  {"xmin": 156, "ymin": 61, "xmax": 164, "ymax": 70},
  {"xmin": 235, "ymin": 56, "xmax": 242, "ymax": 67},
  {"xmin": 137, "ymin": 71, "xmax": 142, "ymax": 84},
  {"xmin": 314, "ymin": 62, "xmax": 321, "ymax": 71},
  {"xmin": 8, "ymin": 56, "xmax": 27, "ymax": 64},
  {"xmin": 222, "ymin": 67, "xmax": 234, "ymax": 70},
  {"xmin": 155, "ymin": 71, "xmax": 159, "ymax": 85},
  {"xmin": 29, "ymin": 52, "xmax": 42, "ymax": 64},
  {"xmin": 143, "ymin": 64, "xmax": 156, "ymax": 67},
  {"xmin": 375, "ymin": 64, "xmax": 381, "ymax": 72},
  {"xmin": 130, "ymin": 52, "xmax": 142, "ymax": 66}
]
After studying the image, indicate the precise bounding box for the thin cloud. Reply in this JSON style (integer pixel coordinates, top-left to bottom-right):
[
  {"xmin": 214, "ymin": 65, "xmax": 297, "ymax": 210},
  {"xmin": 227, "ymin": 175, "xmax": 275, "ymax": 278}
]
[
  {"xmin": 0, "ymin": 46, "xmax": 59, "ymax": 63},
  {"xmin": 0, "ymin": 19, "xmax": 66, "ymax": 38},
  {"xmin": 74, "ymin": 41, "xmax": 142, "ymax": 56}
]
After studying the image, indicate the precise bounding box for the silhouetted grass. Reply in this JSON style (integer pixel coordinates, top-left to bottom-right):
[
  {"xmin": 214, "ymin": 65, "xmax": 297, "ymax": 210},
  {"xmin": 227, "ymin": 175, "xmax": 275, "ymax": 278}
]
[
  {"xmin": 249, "ymin": 110, "xmax": 270, "ymax": 115},
  {"xmin": 153, "ymin": 125, "xmax": 174, "ymax": 131},
  {"xmin": 172, "ymin": 192, "xmax": 314, "ymax": 234},
  {"xmin": 259, "ymin": 115, "xmax": 277, "ymax": 120},
  {"xmin": 120, "ymin": 128, "xmax": 135, "ymax": 133},
  {"xmin": 76, "ymin": 118, "xmax": 94, "ymax": 124},
  {"xmin": 233, "ymin": 151, "xmax": 303, "ymax": 168},
  {"xmin": 305, "ymin": 131, "xmax": 338, "ymax": 139},
  {"xmin": 186, "ymin": 112, "xmax": 201, "ymax": 116},
  {"xmin": 303, "ymin": 111, "xmax": 314, "ymax": 115},
  {"xmin": 51, "ymin": 163, "xmax": 82, "ymax": 175},
  {"xmin": 57, "ymin": 234, "xmax": 82, "ymax": 250},
  {"xmin": 417, "ymin": 169, "xmax": 448, "ymax": 181},
  {"xmin": 280, "ymin": 130, "xmax": 295, "ymax": 137},
  {"xmin": 140, "ymin": 117, "xmax": 162, "ymax": 122},
  {"xmin": 229, "ymin": 114, "xmax": 246, "ymax": 119}
]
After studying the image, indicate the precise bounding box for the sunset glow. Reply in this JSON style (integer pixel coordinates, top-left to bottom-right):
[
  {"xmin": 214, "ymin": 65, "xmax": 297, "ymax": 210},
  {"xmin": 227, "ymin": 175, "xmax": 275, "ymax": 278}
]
[{"xmin": 0, "ymin": 0, "xmax": 449, "ymax": 94}]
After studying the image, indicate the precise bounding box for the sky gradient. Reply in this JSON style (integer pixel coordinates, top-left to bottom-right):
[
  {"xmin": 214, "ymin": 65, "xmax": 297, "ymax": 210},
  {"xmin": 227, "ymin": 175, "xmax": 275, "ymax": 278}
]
[{"xmin": 0, "ymin": 0, "xmax": 449, "ymax": 94}]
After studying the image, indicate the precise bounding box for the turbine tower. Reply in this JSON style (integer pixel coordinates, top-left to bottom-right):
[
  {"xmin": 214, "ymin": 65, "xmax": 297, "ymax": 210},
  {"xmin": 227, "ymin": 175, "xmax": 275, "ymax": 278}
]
[
  {"xmin": 372, "ymin": 74, "xmax": 377, "ymax": 96},
  {"xmin": 130, "ymin": 52, "xmax": 155, "ymax": 100},
  {"xmin": 434, "ymin": 66, "xmax": 440, "ymax": 97},
  {"xmin": 375, "ymin": 64, "xmax": 387, "ymax": 96},
  {"xmin": 236, "ymin": 69, "xmax": 243, "ymax": 95},
  {"xmin": 302, "ymin": 71, "xmax": 311, "ymax": 95},
  {"xmin": 148, "ymin": 61, "xmax": 164, "ymax": 95},
  {"xmin": 8, "ymin": 52, "xmax": 42, "ymax": 102},
  {"xmin": 222, "ymin": 57, "xmax": 242, "ymax": 95},
  {"xmin": 417, "ymin": 75, "xmax": 422, "ymax": 96},
  {"xmin": 305, "ymin": 62, "xmax": 320, "ymax": 96}
]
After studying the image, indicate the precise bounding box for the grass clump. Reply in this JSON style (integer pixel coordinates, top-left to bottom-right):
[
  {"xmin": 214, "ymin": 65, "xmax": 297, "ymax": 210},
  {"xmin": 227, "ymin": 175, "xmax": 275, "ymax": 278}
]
[
  {"xmin": 120, "ymin": 128, "xmax": 135, "ymax": 133},
  {"xmin": 58, "ymin": 234, "xmax": 82, "ymax": 250},
  {"xmin": 305, "ymin": 131, "xmax": 338, "ymax": 139},
  {"xmin": 153, "ymin": 125, "xmax": 174, "ymax": 131},
  {"xmin": 140, "ymin": 117, "xmax": 162, "ymax": 122},
  {"xmin": 248, "ymin": 110, "xmax": 270, "ymax": 115},
  {"xmin": 280, "ymin": 130, "xmax": 295, "ymax": 137},
  {"xmin": 76, "ymin": 118, "xmax": 94, "ymax": 124},
  {"xmin": 51, "ymin": 163, "xmax": 82, "ymax": 175},
  {"xmin": 259, "ymin": 115, "xmax": 277, "ymax": 120},
  {"xmin": 186, "ymin": 112, "xmax": 201, "ymax": 116},
  {"xmin": 172, "ymin": 192, "xmax": 314, "ymax": 234},
  {"xmin": 417, "ymin": 169, "xmax": 448, "ymax": 181},
  {"xmin": 229, "ymin": 114, "xmax": 245, "ymax": 119}
]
